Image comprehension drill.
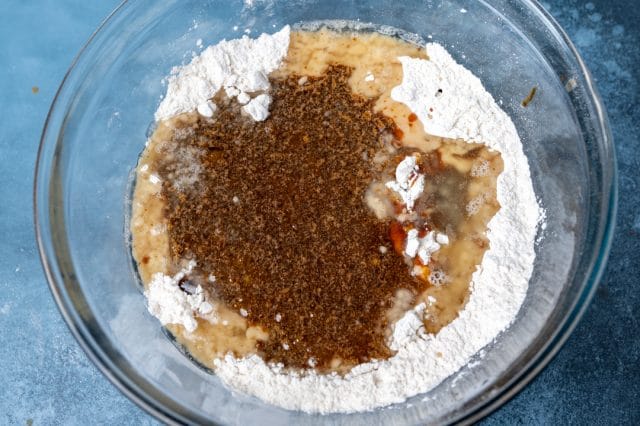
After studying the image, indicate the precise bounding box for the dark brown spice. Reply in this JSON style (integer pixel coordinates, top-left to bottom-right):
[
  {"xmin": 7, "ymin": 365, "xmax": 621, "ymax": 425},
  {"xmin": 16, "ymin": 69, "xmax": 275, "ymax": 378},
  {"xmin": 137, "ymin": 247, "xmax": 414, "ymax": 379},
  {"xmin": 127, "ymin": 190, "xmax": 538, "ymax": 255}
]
[{"xmin": 158, "ymin": 66, "xmax": 428, "ymax": 369}]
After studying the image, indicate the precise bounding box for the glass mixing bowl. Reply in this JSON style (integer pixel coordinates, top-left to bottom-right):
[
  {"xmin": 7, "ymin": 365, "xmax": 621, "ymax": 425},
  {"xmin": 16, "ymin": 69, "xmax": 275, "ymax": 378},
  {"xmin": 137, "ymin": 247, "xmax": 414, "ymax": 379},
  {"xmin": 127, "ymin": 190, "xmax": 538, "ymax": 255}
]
[{"xmin": 34, "ymin": 0, "xmax": 616, "ymax": 424}]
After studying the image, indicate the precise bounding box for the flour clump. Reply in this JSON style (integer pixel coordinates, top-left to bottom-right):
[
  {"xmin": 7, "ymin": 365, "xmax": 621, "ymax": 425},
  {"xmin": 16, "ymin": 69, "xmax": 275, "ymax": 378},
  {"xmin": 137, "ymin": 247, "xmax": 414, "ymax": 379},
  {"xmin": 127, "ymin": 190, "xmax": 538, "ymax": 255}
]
[{"xmin": 155, "ymin": 26, "xmax": 290, "ymax": 121}]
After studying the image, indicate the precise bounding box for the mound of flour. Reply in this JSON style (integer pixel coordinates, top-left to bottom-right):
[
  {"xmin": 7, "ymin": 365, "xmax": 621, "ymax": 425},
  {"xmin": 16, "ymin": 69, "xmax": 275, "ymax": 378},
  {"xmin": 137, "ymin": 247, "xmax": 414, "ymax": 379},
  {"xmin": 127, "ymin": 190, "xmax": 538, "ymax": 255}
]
[
  {"xmin": 209, "ymin": 42, "xmax": 542, "ymax": 413},
  {"xmin": 155, "ymin": 26, "xmax": 290, "ymax": 122}
]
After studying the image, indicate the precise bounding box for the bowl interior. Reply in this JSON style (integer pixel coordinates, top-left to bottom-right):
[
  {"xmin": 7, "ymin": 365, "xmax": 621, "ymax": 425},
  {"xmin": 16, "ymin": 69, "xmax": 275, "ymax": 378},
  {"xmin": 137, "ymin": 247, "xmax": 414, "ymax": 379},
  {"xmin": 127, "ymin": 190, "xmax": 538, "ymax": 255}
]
[{"xmin": 36, "ymin": 0, "xmax": 615, "ymax": 424}]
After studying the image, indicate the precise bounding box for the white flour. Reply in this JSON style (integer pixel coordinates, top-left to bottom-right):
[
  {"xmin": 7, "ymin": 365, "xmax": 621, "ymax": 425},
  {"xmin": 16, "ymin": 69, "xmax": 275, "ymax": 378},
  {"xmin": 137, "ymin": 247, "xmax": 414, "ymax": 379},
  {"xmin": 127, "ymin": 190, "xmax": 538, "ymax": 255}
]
[
  {"xmin": 405, "ymin": 228, "xmax": 448, "ymax": 265},
  {"xmin": 210, "ymin": 42, "xmax": 542, "ymax": 413},
  {"xmin": 144, "ymin": 261, "xmax": 213, "ymax": 333},
  {"xmin": 155, "ymin": 26, "xmax": 290, "ymax": 121},
  {"xmin": 385, "ymin": 154, "xmax": 425, "ymax": 211}
]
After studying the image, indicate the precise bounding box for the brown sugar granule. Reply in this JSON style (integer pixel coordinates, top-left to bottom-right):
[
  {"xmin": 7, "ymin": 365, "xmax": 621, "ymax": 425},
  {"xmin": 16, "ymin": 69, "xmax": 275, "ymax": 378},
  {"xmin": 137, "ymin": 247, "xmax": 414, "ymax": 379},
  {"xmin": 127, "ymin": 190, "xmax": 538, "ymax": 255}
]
[{"xmin": 159, "ymin": 66, "xmax": 427, "ymax": 369}]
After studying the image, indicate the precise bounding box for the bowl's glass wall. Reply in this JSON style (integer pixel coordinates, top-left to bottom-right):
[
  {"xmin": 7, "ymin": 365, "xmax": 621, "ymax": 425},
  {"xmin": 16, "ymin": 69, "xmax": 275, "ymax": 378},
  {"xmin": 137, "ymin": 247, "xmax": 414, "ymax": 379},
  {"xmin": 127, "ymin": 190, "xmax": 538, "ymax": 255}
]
[{"xmin": 36, "ymin": 0, "xmax": 614, "ymax": 424}]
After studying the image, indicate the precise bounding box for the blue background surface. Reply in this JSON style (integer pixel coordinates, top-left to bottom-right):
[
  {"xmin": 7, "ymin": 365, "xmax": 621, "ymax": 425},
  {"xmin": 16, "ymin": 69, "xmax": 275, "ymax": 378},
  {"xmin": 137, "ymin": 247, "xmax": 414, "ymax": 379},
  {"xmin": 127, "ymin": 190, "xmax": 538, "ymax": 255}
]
[{"xmin": 0, "ymin": 0, "xmax": 637, "ymax": 424}]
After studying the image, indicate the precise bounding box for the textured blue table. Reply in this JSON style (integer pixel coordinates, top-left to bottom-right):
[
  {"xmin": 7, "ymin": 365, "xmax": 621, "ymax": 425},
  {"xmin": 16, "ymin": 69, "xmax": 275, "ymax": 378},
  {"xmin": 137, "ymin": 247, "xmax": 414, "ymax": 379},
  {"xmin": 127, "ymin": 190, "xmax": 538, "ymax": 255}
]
[{"xmin": 0, "ymin": 1, "xmax": 637, "ymax": 424}]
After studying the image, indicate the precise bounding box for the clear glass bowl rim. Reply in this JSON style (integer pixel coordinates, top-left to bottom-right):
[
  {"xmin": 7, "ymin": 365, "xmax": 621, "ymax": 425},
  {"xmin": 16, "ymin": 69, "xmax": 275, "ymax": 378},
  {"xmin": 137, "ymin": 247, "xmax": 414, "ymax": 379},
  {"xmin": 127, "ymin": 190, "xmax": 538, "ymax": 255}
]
[{"xmin": 34, "ymin": 0, "xmax": 618, "ymax": 424}]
